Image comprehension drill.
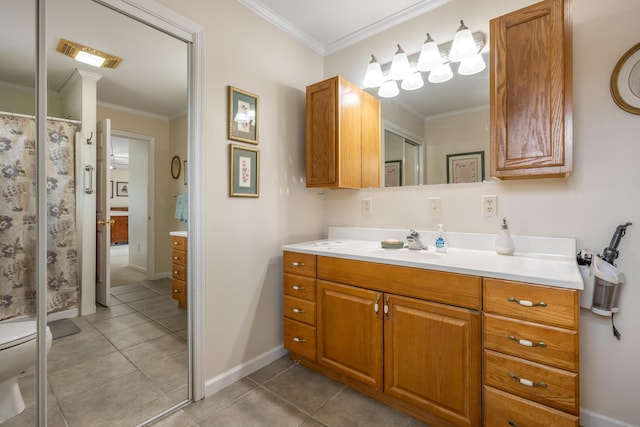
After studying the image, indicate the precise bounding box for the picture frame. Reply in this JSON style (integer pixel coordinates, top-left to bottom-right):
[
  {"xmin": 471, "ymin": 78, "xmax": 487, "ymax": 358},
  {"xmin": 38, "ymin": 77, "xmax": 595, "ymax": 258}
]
[
  {"xmin": 116, "ymin": 181, "xmax": 129, "ymax": 197},
  {"xmin": 385, "ymin": 160, "xmax": 402, "ymax": 187},
  {"xmin": 229, "ymin": 144, "xmax": 259, "ymax": 197},
  {"xmin": 446, "ymin": 151, "xmax": 485, "ymax": 184},
  {"xmin": 110, "ymin": 180, "xmax": 114, "ymax": 199},
  {"xmin": 610, "ymin": 42, "xmax": 640, "ymax": 115},
  {"xmin": 171, "ymin": 155, "xmax": 181, "ymax": 179},
  {"xmin": 228, "ymin": 86, "xmax": 259, "ymax": 144}
]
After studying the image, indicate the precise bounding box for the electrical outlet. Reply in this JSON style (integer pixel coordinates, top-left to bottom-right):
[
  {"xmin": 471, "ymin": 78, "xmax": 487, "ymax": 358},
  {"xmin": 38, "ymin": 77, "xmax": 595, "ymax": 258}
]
[
  {"xmin": 482, "ymin": 195, "xmax": 498, "ymax": 217},
  {"xmin": 429, "ymin": 197, "xmax": 442, "ymax": 217},
  {"xmin": 362, "ymin": 198, "xmax": 372, "ymax": 216}
]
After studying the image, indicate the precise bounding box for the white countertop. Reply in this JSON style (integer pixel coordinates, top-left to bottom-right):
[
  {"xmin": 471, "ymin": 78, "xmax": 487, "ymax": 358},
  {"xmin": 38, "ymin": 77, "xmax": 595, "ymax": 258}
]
[
  {"xmin": 170, "ymin": 231, "xmax": 187, "ymax": 237},
  {"xmin": 282, "ymin": 227, "xmax": 584, "ymax": 290}
]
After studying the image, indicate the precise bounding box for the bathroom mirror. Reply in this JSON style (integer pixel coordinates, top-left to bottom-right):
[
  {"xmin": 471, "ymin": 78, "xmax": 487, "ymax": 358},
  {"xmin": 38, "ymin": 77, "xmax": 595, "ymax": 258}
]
[{"xmin": 323, "ymin": 0, "xmax": 535, "ymax": 186}]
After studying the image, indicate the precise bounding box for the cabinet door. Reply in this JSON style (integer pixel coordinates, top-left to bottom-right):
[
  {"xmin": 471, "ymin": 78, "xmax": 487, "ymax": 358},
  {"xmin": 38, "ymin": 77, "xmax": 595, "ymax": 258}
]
[
  {"xmin": 490, "ymin": 0, "xmax": 572, "ymax": 179},
  {"xmin": 306, "ymin": 77, "xmax": 339, "ymax": 187},
  {"xmin": 384, "ymin": 294, "xmax": 482, "ymax": 427},
  {"xmin": 317, "ymin": 280, "xmax": 383, "ymax": 390}
]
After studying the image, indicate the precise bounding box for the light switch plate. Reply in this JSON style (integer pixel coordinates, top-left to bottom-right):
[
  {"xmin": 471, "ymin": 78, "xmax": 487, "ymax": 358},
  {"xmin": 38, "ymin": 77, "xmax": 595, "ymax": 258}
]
[
  {"xmin": 362, "ymin": 198, "xmax": 372, "ymax": 215},
  {"xmin": 429, "ymin": 197, "xmax": 441, "ymax": 217}
]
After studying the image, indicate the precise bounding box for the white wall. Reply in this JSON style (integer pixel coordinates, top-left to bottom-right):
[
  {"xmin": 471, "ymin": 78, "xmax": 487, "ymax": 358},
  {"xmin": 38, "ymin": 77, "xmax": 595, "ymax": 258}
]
[
  {"xmin": 110, "ymin": 168, "xmax": 129, "ymax": 208},
  {"xmin": 321, "ymin": 1, "xmax": 640, "ymax": 425},
  {"xmin": 128, "ymin": 139, "xmax": 148, "ymax": 271}
]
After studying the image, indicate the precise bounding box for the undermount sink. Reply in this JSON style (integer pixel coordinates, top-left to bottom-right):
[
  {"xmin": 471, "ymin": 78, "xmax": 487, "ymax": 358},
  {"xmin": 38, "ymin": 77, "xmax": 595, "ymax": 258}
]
[{"xmin": 365, "ymin": 248, "xmax": 441, "ymax": 261}]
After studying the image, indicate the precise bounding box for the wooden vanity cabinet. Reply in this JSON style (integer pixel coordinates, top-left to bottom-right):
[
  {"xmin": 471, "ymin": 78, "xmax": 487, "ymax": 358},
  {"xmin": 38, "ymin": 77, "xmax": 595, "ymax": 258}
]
[
  {"xmin": 483, "ymin": 278, "xmax": 580, "ymax": 426},
  {"xmin": 287, "ymin": 253, "xmax": 482, "ymax": 427},
  {"xmin": 283, "ymin": 252, "xmax": 317, "ymax": 361},
  {"xmin": 490, "ymin": 0, "xmax": 573, "ymax": 179},
  {"xmin": 171, "ymin": 235, "xmax": 187, "ymax": 309},
  {"xmin": 306, "ymin": 76, "xmax": 381, "ymax": 189}
]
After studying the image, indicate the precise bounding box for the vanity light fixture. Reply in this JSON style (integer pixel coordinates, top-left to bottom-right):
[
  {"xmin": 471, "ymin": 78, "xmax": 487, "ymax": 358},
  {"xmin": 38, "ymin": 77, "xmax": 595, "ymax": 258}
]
[
  {"xmin": 388, "ymin": 45, "xmax": 411, "ymax": 81},
  {"xmin": 361, "ymin": 21, "xmax": 484, "ymax": 98},
  {"xmin": 56, "ymin": 38, "xmax": 122, "ymax": 69},
  {"xmin": 448, "ymin": 20, "xmax": 478, "ymax": 62}
]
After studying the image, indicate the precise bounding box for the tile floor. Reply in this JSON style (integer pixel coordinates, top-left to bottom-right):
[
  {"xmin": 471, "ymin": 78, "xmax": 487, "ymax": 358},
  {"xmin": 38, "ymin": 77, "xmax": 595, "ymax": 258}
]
[
  {"xmin": 6, "ymin": 278, "xmax": 189, "ymax": 427},
  {"xmin": 152, "ymin": 356, "xmax": 430, "ymax": 427},
  {"xmin": 5, "ymin": 256, "xmax": 430, "ymax": 427}
]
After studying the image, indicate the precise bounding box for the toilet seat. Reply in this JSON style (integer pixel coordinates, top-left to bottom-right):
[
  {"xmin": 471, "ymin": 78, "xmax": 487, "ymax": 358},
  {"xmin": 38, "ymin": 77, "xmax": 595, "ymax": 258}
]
[{"xmin": 0, "ymin": 321, "xmax": 37, "ymax": 351}]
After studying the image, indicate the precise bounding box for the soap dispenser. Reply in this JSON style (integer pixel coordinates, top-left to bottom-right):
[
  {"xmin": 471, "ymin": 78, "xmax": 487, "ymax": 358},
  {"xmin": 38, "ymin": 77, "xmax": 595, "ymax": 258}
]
[
  {"xmin": 435, "ymin": 224, "xmax": 448, "ymax": 253},
  {"xmin": 495, "ymin": 217, "xmax": 515, "ymax": 255}
]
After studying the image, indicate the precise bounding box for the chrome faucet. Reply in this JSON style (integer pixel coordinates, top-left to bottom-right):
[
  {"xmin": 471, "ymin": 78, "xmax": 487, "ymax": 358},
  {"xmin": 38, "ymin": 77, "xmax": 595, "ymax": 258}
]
[{"xmin": 406, "ymin": 229, "xmax": 428, "ymax": 250}]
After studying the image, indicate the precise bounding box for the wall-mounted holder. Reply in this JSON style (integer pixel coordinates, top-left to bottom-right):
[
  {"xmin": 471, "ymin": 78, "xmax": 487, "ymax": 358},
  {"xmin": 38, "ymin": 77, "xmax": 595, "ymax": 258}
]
[
  {"xmin": 86, "ymin": 131, "xmax": 94, "ymax": 144},
  {"xmin": 84, "ymin": 165, "xmax": 94, "ymax": 194}
]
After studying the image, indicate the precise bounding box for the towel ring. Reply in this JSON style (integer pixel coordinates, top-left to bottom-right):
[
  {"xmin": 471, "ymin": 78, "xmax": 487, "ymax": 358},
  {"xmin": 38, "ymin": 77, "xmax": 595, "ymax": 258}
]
[{"xmin": 171, "ymin": 155, "xmax": 181, "ymax": 179}]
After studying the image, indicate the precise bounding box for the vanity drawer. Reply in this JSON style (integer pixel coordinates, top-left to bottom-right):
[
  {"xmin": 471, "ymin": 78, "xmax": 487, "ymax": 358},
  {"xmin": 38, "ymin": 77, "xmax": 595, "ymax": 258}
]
[
  {"xmin": 484, "ymin": 279, "xmax": 579, "ymax": 329},
  {"xmin": 172, "ymin": 264, "xmax": 187, "ymax": 281},
  {"xmin": 484, "ymin": 386, "xmax": 579, "ymax": 427},
  {"xmin": 172, "ymin": 250, "xmax": 187, "ymax": 266},
  {"xmin": 484, "ymin": 349, "xmax": 578, "ymax": 414},
  {"xmin": 284, "ymin": 318, "xmax": 316, "ymax": 361},
  {"xmin": 171, "ymin": 235, "xmax": 187, "ymax": 251},
  {"xmin": 284, "ymin": 295, "xmax": 316, "ymax": 326},
  {"xmin": 484, "ymin": 314, "xmax": 578, "ymax": 371},
  {"xmin": 283, "ymin": 252, "xmax": 316, "ymax": 277},
  {"xmin": 284, "ymin": 274, "xmax": 316, "ymax": 301},
  {"xmin": 172, "ymin": 279, "xmax": 186, "ymax": 305}
]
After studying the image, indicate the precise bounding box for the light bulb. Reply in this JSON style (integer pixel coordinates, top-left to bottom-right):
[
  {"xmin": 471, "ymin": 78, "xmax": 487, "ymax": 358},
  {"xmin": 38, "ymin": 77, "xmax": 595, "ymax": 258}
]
[
  {"xmin": 428, "ymin": 63, "xmax": 453, "ymax": 83},
  {"xmin": 401, "ymin": 71, "xmax": 424, "ymax": 91},
  {"xmin": 449, "ymin": 20, "xmax": 478, "ymax": 62},
  {"xmin": 389, "ymin": 45, "xmax": 411, "ymax": 81},
  {"xmin": 362, "ymin": 54, "xmax": 384, "ymax": 88},
  {"xmin": 458, "ymin": 53, "xmax": 486, "ymax": 75},
  {"xmin": 378, "ymin": 80, "xmax": 399, "ymax": 98},
  {"xmin": 416, "ymin": 33, "xmax": 443, "ymax": 72}
]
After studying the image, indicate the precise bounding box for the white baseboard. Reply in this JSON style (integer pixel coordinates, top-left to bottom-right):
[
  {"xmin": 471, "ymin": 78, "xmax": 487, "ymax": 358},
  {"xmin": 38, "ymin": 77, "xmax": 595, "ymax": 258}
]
[
  {"xmin": 204, "ymin": 346, "xmax": 289, "ymax": 397},
  {"xmin": 127, "ymin": 263, "xmax": 147, "ymax": 274},
  {"xmin": 581, "ymin": 409, "xmax": 638, "ymax": 427},
  {"xmin": 154, "ymin": 272, "xmax": 171, "ymax": 280}
]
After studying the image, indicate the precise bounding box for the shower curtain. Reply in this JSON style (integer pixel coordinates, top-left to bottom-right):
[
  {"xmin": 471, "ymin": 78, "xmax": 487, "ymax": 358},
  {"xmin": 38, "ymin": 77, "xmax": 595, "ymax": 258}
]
[{"xmin": 0, "ymin": 114, "xmax": 79, "ymax": 321}]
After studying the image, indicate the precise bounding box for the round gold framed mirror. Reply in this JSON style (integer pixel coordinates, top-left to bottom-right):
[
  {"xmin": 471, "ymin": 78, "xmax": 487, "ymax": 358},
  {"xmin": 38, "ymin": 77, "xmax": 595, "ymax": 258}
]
[
  {"xmin": 171, "ymin": 155, "xmax": 181, "ymax": 179},
  {"xmin": 611, "ymin": 42, "xmax": 640, "ymax": 115}
]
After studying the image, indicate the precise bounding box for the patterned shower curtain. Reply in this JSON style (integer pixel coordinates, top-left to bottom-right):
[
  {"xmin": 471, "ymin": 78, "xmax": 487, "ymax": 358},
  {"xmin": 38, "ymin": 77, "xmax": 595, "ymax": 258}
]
[{"xmin": 0, "ymin": 114, "xmax": 79, "ymax": 321}]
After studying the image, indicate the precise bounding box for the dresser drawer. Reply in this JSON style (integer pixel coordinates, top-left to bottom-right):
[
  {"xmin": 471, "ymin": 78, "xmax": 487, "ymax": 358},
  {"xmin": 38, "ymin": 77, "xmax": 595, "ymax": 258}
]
[
  {"xmin": 171, "ymin": 235, "xmax": 187, "ymax": 251},
  {"xmin": 484, "ymin": 279, "xmax": 579, "ymax": 329},
  {"xmin": 484, "ymin": 386, "xmax": 579, "ymax": 427},
  {"xmin": 283, "ymin": 252, "xmax": 316, "ymax": 278},
  {"xmin": 484, "ymin": 349, "xmax": 578, "ymax": 414},
  {"xmin": 172, "ymin": 279, "xmax": 186, "ymax": 302},
  {"xmin": 172, "ymin": 264, "xmax": 187, "ymax": 281},
  {"xmin": 284, "ymin": 274, "xmax": 316, "ymax": 301},
  {"xmin": 284, "ymin": 295, "xmax": 316, "ymax": 326},
  {"xmin": 172, "ymin": 249, "xmax": 187, "ymax": 266},
  {"xmin": 284, "ymin": 318, "xmax": 316, "ymax": 361},
  {"xmin": 484, "ymin": 313, "xmax": 578, "ymax": 371}
]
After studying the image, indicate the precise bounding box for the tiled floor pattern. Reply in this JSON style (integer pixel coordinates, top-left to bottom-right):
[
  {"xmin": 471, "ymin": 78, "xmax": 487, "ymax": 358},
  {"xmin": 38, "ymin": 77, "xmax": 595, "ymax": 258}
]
[
  {"xmin": 5, "ymin": 278, "xmax": 189, "ymax": 427},
  {"xmin": 5, "ymin": 275, "xmax": 430, "ymax": 427},
  {"xmin": 111, "ymin": 244, "xmax": 148, "ymax": 286},
  {"xmin": 150, "ymin": 357, "xmax": 430, "ymax": 427}
]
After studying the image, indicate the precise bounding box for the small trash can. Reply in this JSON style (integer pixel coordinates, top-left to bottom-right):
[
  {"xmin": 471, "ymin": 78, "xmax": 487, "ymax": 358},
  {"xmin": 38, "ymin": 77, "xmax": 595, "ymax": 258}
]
[{"xmin": 591, "ymin": 256, "xmax": 624, "ymax": 316}]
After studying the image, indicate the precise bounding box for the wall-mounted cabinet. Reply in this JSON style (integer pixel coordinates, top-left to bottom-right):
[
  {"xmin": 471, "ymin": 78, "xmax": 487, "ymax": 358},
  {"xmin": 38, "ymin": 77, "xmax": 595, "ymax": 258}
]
[
  {"xmin": 306, "ymin": 76, "xmax": 381, "ymax": 188},
  {"xmin": 490, "ymin": 0, "xmax": 573, "ymax": 179}
]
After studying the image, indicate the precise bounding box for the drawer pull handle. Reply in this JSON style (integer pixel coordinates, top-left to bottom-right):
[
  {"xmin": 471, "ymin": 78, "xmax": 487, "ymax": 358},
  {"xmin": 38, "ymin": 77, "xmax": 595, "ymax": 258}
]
[
  {"xmin": 384, "ymin": 295, "xmax": 390, "ymax": 320},
  {"xmin": 292, "ymin": 308, "xmax": 305, "ymax": 314},
  {"xmin": 174, "ymin": 256, "xmax": 179, "ymax": 260},
  {"xmin": 292, "ymin": 336, "xmax": 306, "ymax": 343},
  {"xmin": 174, "ymin": 271, "xmax": 179, "ymax": 275},
  {"xmin": 508, "ymin": 421, "xmax": 519, "ymax": 427},
  {"xmin": 507, "ymin": 335, "xmax": 547, "ymax": 348},
  {"xmin": 507, "ymin": 297, "xmax": 547, "ymax": 308},
  {"xmin": 374, "ymin": 294, "xmax": 381, "ymax": 318},
  {"xmin": 292, "ymin": 285, "xmax": 306, "ymax": 291},
  {"xmin": 173, "ymin": 289, "xmax": 181, "ymax": 293},
  {"xmin": 508, "ymin": 372, "xmax": 548, "ymax": 388},
  {"xmin": 290, "ymin": 261, "xmax": 305, "ymax": 267},
  {"xmin": 174, "ymin": 241, "xmax": 179, "ymax": 245}
]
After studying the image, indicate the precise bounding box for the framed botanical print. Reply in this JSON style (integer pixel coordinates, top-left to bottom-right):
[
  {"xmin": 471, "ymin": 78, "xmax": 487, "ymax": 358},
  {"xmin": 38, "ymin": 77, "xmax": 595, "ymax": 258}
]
[
  {"xmin": 229, "ymin": 144, "xmax": 259, "ymax": 197},
  {"xmin": 228, "ymin": 86, "xmax": 259, "ymax": 144},
  {"xmin": 446, "ymin": 151, "xmax": 485, "ymax": 184}
]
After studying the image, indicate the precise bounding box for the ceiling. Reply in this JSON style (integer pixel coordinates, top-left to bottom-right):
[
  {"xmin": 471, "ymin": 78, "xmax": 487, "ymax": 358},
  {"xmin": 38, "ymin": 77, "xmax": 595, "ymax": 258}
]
[{"xmin": 1, "ymin": 0, "xmax": 472, "ymax": 120}]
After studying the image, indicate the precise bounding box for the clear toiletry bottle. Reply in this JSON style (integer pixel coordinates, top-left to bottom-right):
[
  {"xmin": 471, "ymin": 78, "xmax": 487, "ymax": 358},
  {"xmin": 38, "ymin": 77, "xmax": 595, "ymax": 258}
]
[
  {"xmin": 435, "ymin": 224, "xmax": 448, "ymax": 253},
  {"xmin": 495, "ymin": 217, "xmax": 515, "ymax": 255}
]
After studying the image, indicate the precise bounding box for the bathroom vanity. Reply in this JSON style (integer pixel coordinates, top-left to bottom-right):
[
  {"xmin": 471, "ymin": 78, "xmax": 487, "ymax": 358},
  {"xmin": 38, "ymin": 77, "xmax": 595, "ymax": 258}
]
[{"xmin": 282, "ymin": 227, "xmax": 582, "ymax": 427}]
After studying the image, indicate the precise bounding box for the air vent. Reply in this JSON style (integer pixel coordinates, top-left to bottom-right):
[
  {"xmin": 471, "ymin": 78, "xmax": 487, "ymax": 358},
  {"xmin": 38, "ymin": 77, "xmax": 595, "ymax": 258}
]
[{"xmin": 56, "ymin": 38, "xmax": 122, "ymax": 69}]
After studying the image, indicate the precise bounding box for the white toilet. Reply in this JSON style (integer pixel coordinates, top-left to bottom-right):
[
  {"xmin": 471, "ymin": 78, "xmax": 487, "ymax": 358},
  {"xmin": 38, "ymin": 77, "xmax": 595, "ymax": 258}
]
[{"xmin": 0, "ymin": 320, "xmax": 52, "ymax": 423}]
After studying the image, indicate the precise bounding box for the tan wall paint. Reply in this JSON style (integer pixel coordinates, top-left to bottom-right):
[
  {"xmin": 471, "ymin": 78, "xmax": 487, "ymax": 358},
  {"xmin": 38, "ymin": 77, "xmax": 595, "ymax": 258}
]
[{"xmin": 155, "ymin": 0, "xmax": 325, "ymax": 380}]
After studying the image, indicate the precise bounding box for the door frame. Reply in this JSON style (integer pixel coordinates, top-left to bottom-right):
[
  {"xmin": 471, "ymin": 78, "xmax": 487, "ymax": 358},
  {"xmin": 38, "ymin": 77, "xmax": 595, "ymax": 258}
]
[
  {"xmin": 110, "ymin": 130, "xmax": 156, "ymax": 281},
  {"xmin": 93, "ymin": 0, "xmax": 207, "ymax": 406}
]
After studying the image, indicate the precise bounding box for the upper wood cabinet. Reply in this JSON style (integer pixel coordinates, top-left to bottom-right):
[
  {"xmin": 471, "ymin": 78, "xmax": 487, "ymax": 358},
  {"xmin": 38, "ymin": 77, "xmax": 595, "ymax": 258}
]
[
  {"xmin": 306, "ymin": 76, "xmax": 381, "ymax": 188},
  {"xmin": 490, "ymin": 0, "xmax": 573, "ymax": 179}
]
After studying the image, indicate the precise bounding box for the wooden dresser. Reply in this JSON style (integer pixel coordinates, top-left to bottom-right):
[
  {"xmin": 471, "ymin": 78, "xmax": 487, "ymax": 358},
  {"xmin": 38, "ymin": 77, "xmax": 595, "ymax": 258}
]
[{"xmin": 171, "ymin": 234, "xmax": 187, "ymax": 309}]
